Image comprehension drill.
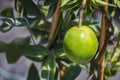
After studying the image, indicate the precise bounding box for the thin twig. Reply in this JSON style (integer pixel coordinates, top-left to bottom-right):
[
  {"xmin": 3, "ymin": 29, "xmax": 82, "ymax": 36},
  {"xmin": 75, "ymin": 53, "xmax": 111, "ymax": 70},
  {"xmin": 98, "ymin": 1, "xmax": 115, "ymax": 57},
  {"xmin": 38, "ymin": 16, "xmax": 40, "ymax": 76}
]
[{"xmin": 78, "ymin": 0, "xmax": 87, "ymax": 26}]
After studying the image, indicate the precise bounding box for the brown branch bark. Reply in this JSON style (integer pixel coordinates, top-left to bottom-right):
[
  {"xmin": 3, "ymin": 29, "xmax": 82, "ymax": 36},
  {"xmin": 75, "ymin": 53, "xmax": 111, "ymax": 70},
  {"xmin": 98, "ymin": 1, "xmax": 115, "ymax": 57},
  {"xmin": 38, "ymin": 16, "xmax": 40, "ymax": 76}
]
[
  {"xmin": 60, "ymin": 66, "xmax": 67, "ymax": 80},
  {"xmin": 96, "ymin": 0, "xmax": 108, "ymax": 80},
  {"xmin": 47, "ymin": 0, "xmax": 61, "ymax": 49},
  {"xmin": 97, "ymin": 55, "xmax": 105, "ymax": 80},
  {"xmin": 90, "ymin": 0, "xmax": 111, "ymax": 80},
  {"xmin": 78, "ymin": 0, "xmax": 87, "ymax": 26}
]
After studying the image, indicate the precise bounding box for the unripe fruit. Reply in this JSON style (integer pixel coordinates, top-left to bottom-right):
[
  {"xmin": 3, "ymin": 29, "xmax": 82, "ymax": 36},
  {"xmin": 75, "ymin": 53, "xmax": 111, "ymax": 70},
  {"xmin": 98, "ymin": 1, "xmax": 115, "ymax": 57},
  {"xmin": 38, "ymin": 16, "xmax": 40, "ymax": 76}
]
[{"xmin": 63, "ymin": 25, "xmax": 98, "ymax": 64}]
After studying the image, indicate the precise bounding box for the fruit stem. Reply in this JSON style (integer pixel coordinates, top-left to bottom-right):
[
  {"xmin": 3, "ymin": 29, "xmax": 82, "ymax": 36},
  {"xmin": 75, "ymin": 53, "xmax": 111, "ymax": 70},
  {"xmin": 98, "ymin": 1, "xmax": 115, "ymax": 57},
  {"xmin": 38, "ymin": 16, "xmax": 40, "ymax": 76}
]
[{"xmin": 78, "ymin": 0, "xmax": 87, "ymax": 27}]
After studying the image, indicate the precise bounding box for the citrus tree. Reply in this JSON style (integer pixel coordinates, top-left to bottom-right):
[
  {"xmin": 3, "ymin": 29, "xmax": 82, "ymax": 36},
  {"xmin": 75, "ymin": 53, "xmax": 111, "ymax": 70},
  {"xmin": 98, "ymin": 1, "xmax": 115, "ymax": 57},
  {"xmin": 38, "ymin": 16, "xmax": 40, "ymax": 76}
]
[{"xmin": 0, "ymin": 0, "xmax": 120, "ymax": 80}]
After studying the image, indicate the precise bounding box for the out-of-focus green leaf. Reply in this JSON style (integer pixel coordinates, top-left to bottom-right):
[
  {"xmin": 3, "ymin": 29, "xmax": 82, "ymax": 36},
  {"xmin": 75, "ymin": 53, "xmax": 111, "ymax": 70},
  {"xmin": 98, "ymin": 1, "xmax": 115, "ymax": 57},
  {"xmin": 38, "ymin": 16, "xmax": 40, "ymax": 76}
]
[
  {"xmin": 15, "ymin": 0, "xmax": 41, "ymax": 20},
  {"xmin": 104, "ymin": 68, "xmax": 118, "ymax": 77},
  {"xmin": 0, "ymin": 41, "xmax": 7, "ymax": 53},
  {"xmin": 114, "ymin": 0, "xmax": 120, "ymax": 8},
  {"xmin": 115, "ymin": 62, "xmax": 120, "ymax": 66},
  {"xmin": 46, "ymin": 3, "xmax": 57, "ymax": 19},
  {"xmin": 62, "ymin": 11, "xmax": 72, "ymax": 28},
  {"xmin": 38, "ymin": 20, "xmax": 50, "ymax": 29},
  {"xmin": 0, "ymin": 23, "xmax": 12, "ymax": 33},
  {"xmin": 19, "ymin": 45, "xmax": 50, "ymax": 61},
  {"xmin": 61, "ymin": 0, "xmax": 81, "ymax": 11},
  {"xmin": 53, "ymin": 48, "xmax": 65, "ymax": 58},
  {"xmin": 23, "ymin": 0, "xmax": 41, "ymax": 18},
  {"xmin": 14, "ymin": 18, "xmax": 28, "ymax": 26},
  {"xmin": 1, "ymin": 18, "xmax": 27, "ymax": 27},
  {"xmin": 0, "ymin": 7, "xmax": 14, "ymax": 17},
  {"xmin": 89, "ymin": 24, "xmax": 100, "ymax": 36},
  {"xmin": 114, "ymin": 26, "xmax": 120, "ymax": 37},
  {"xmin": 61, "ymin": 3, "xmax": 77, "ymax": 11},
  {"xmin": 44, "ymin": 0, "xmax": 58, "ymax": 6},
  {"xmin": 95, "ymin": 0, "xmax": 116, "ymax": 7},
  {"xmin": 1, "ymin": 18, "xmax": 38, "ymax": 29},
  {"xmin": 61, "ymin": 0, "xmax": 70, "ymax": 6},
  {"xmin": 61, "ymin": 19, "xmax": 78, "ymax": 37},
  {"xmin": 31, "ymin": 20, "xmax": 50, "ymax": 36},
  {"xmin": 5, "ymin": 37, "xmax": 30, "ymax": 64},
  {"xmin": 30, "ymin": 20, "xmax": 50, "ymax": 42},
  {"xmin": 31, "ymin": 27, "xmax": 48, "ymax": 38},
  {"xmin": 11, "ymin": 37, "xmax": 30, "ymax": 45},
  {"xmin": 1, "ymin": 18, "xmax": 15, "ymax": 26},
  {"xmin": 86, "ymin": 0, "xmax": 94, "ymax": 16},
  {"xmin": 6, "ymin": 44, "xmax": 21, "ymax": 64},
  {"xmin": 62, "ymin": 64, "xmax": 81, "ymax": 80},
  {"xmin": 40, "ymin": 55, "xmax": 56, "ymax": 80},
  {"xmin": 27, "ymin": 63, "xmax": 39, "ymax": 80},
  {"xmin": 92, "ymin": 0, "xmax": 116, "ymax": 7},
  {"xmin": 15, "ymin": 0, "xmax": 23, "ymax": 16},
  {"xmin": 111, "ymin": 48, "xmax": 120, "ymax": 63}
]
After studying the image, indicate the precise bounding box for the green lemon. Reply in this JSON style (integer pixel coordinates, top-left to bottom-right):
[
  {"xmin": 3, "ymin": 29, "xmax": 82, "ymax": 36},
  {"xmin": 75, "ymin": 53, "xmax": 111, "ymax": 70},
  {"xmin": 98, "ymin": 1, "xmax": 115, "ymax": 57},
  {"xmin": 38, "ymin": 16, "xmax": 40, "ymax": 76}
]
[{"xmin": 63, "ymin": 25, "xmax": 98, "ymax": 64}]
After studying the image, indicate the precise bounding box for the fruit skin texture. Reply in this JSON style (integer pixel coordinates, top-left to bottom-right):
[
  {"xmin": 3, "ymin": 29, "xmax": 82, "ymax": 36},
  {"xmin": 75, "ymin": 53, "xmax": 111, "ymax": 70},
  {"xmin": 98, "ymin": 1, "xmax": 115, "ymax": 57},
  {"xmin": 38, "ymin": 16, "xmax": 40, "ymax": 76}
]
[{"xmin": 63, "ymin": 25, "xmax": 98, "ymax": 64}]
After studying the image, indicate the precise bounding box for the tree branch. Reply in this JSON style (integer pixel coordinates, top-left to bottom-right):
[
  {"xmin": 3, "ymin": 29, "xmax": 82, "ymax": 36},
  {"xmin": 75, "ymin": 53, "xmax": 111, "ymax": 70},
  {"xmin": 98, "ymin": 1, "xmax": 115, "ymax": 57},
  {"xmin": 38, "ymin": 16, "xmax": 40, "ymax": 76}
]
[
  {"xmin": 89, "ymin": 0, "xmax": 113, "ymax": 80},
  {"xmin": 95, "ymin": 0, "xmax": 109, "ymax": 80},
  {"xmin": 47, "ymin": 0, "xmax": 61, "ymax": 49}
]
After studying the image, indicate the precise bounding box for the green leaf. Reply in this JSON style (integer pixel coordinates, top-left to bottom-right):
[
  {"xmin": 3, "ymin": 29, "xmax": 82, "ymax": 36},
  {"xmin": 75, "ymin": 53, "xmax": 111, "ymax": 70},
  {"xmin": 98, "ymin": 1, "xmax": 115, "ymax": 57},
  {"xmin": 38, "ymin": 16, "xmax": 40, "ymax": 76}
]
[
  {"xmin": 44, "ymin": 0, "xmax": 58, "ymax": 6},
  {"xmin": 61, "ymin": 0, "xmax": 80, "ymax": 11},
  {"xmin": 11, "ymin": 37, "xmax": 30, "ymax": 45},
  {"xmin": 6, "ymin": 44, "xmax": 21, "ymax": 64},
  {"xmin": 40, "ymin": 56, "xmax": 56, "ymax": 80},
  {"xmin": 19, "ymin": 45, "xmax": 50, "ymax": 61},
  {"xmin": 5, "ymin": 37, "xmax": 30, "ymax": 64},
  {"xmin": 95, "ymin": 0, "xmax": 116, "ymax": 7},
  {"xmin": 61, "ymin": 0, "xmax": 70, "ymax": 6},
  {"xmin": 114, "ymin": 0, "xmax": 120, "ymax": 8},
  {"xmin": 111, "ymin": 48, "xmax": 120, "ymax": 63},
  {"xmin": 46, "ymin": 3, "xmax": 57, "ymax": 19},
  {"xmin": 15, "ymin": 0, "xmax": 23, "ymax": 15},
  {"xmin": 63, "ymin": 64, "xmax": 81, "ymax": 80},
  {"xmin": 0, "ymin": 23, "xmax": 12, "ymax": 33},
  {"xmin": 53, "ymin": 48, "xmax": 65, "ymax": 58},
  {"xmin": 27, "ymin": 63, "xmax": 39, "ymax": 80},
  {"xmin": 1, "ymin": 18, "xmax": 15, "ymax": 26},
  {"xmin": 86, "ymin": 0, "xmax": 94, "ymax": 16},
  {"xmin": 23, "ymin": 0, "xmax": 41, "ymax": 18},
  {"xmin": 62, "ymin": 11, "xmax": 72, "ymax": 28},
  {"xmin": 104, "ymin": 68, "xmax": 118, "ymax": 77},
  {"xmin": 31, "ymin": 21, "xmax": 50, "ymax": 37},
  {"xmin": 89, "ymin": 24, "xmax": 100, "ymax": 36},
  {"xmin": 1, "ymin": 18, "xmax": 27, "ymax": 27},
  {"xmin": 0, "ymin": 41, "xmax": 7, "ymax": 53},
  {"xmin": 1, "ymin": 18, "xmax": 37, "ymax": 28},
  {"xmin": 15, "ymin": 0, "xmax": 41, "ymax": 20},
  {"xmin": 1, "ymin": 7, "xmax": 14, "ymax": 17},
  {"xmin": 14, "ymin": 18, "xmax": 28, "ymax": 26},
  {"xmin": 116, "ymin": 62, "xmax": 120, "ymax": 66}
]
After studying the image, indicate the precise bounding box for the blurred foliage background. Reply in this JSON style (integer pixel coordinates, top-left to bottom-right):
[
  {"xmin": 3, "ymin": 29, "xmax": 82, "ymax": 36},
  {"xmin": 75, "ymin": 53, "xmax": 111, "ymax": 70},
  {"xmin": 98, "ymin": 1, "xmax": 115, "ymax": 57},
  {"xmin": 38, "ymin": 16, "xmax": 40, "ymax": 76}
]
[{"xmin": 0, "ymin": 0, "xmax": 120, "ymax": 80}]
